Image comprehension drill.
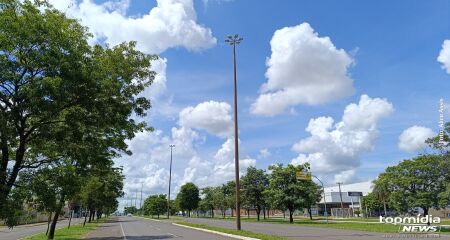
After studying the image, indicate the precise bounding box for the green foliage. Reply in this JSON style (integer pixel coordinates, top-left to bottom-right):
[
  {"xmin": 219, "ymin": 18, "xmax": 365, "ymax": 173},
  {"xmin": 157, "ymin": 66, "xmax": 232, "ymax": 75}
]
[
  {"xmin": 264, "ymin": 163, "xmax": 321, "ymax": 223},
  {"xmin": 361, "ymin": 192, "xmax": 383, "ymax": 215},
  {"xmin": 176, "ymin": 182, "xmax": 200, "ymax": 217},
  {"xmin": 376, "ymin": 154, "xmax": 450, "ymax": 215},
  {"xmin": 438, "ymin": 183, "xmax": 450, "ymax": 209},
  {"xmin": 124, "ymin": 206, "xmax": 138, "ymax": 215},
  {"xmin": 240, "ymin": 167, "xmax": 269, "ymax": 220},
  {"xmin": 143, "ymin": 194, "xmax": 167, "ymax": 218},
  {"xmin": 0, "ymin": 0, "xmax": 155, "ymax": 215}
]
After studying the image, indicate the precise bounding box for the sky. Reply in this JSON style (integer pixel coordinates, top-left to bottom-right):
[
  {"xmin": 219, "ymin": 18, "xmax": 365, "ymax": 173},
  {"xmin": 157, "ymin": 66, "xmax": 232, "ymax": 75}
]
[{"xmin": 47, "ymin": 0, "xmax": 450, "ymax": 210}]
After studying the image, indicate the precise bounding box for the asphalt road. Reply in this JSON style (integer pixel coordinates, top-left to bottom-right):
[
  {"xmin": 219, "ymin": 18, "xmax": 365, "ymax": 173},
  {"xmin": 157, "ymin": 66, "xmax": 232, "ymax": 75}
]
[
  {"xmin": 182, "ymin": 217, "xmax": 446, "ymax": 240},
  {"xmin": 0, "ymin": 217, "xmax": 84, "ymax": 240},
  {"xmin": 84, "ymin": 216, "xmax": 231, "ymax": 240}
]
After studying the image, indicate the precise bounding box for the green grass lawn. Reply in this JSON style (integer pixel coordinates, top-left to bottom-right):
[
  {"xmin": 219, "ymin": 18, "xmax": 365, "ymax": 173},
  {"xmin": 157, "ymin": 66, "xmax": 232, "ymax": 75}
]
[
  {"xmin": 183, "ymin": 215, "xmax": 450, "ymax": 234},
  {"xmin": 24, "ymin": 218, "xmax": 108, "ymax": 240},
  {"xmin": 176, "ymin": 221, "xmax": 287, "ymax": 240}
]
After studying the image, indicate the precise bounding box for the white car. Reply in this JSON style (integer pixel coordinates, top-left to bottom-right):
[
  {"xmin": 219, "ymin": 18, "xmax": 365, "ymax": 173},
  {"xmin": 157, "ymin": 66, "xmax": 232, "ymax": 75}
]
[{"xmin": 127, "ymin": 213, "xmax": 133, "ymax": 217}]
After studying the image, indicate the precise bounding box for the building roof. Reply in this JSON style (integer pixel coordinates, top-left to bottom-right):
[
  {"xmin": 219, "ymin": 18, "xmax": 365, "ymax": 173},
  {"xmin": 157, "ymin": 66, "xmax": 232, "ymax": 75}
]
[{"xmin": 324, "ymin": 180, "xmax": 373, "ymax": 195}]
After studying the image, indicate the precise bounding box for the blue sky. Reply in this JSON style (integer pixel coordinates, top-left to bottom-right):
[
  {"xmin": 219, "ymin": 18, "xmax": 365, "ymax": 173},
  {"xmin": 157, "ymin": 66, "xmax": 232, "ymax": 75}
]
[{"xmin": 50, "ymin": 0, "xmax": 450, "ymax": 207}]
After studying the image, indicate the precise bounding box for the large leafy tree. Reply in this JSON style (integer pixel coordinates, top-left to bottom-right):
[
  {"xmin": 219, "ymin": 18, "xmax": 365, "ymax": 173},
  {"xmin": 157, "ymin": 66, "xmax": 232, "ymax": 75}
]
[
  {"xmin": 240, "ymin": 166, "xmax": 268, "ymax": 221},
  {"xmin": 377, "ymin": 155, "xmax": 449, "ymax": 215},
  {"xmin": 265, "ymin": 163, "xmax": 318, "ymax": 223},
  {"xmin": 143, "ymin": 194, "xmax": 167, "ymax": 218},
  {"xmin": 0, "ymin": 0, "xmax": 155, "ymax": 214},
  {"xmin": 361, "ymin": 192, "xmax": 384, "ymax": 217},
  {"xmin": 176, "ymin": 182, "xmax": 200, "ymax": 217},
  {"xmin": 200, "ymin": 187, "xmax": 216, "ymax": 218}
]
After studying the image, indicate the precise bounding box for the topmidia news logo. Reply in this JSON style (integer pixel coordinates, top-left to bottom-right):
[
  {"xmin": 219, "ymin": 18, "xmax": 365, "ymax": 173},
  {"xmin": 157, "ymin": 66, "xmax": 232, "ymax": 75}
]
[{"xmin": 380, "ymin": 215, "xmax": 441, "ymax": 234}]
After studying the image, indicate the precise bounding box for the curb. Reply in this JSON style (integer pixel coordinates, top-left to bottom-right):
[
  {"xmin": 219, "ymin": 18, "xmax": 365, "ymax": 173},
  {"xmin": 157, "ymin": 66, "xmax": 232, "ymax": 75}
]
[{"xmin": 172, "ymin": 223, "xmax": 260, "ymax": 240}]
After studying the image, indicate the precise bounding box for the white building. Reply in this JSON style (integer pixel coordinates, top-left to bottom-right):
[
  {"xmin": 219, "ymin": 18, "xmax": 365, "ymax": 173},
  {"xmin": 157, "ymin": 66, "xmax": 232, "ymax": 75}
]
[{"xmin": 317, "ymin": 181, "xmax": 373, "ymax": 217}]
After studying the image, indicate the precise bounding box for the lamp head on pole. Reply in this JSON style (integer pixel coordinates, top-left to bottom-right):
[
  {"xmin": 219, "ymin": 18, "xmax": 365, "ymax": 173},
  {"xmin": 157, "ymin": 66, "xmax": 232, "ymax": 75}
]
[{"xmin": 225, "ymin": 34, "xmax": 243, "ymax": 45}]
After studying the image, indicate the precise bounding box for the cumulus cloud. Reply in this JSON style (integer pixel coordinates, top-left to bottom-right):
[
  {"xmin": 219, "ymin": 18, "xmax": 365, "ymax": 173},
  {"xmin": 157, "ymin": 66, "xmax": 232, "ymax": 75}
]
[
  {"xmin": 251, "ymin": 22, "xmax": 354, "ymax": 116},
  {"xmin": 438, "ymin": 40, "xmax": 450, "ymax": 74},
  {"xmin": 116, "ymin": 100, "xmax": 253, "ymax": 209},
  {"xmin": 49, "ymin": 0, "xmax": 217, "ymax": 54},
  {"xmin": 179, "ymin": 101, "xmax": 233, "ymax": 138},
  {"xmin": 398, "ymin": 126, "xmax": 435, "ymax": 153},
  {"xmin": 257, "ymin": 148, "xmax": 271, "ymax": 159},
  {"xmin": 291, "ymin": 95, "xmax": 394, "ymax": 183}
]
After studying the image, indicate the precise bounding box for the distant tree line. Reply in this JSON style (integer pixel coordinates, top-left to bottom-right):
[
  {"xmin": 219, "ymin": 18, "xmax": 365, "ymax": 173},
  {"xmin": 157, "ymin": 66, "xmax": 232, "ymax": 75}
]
[{"xmin": 141, "ymin": 163, "xmax": 322, "ymax": 223}]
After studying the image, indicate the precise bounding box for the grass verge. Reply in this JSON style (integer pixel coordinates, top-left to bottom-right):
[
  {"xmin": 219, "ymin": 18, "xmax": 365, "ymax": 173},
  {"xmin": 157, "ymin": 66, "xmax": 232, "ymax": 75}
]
[
  {"xmin": 175, "ymin": 221, "xmax": 287, "ymax": 240},
  {"xmin": 24, "ymin": 218, "xmax": 108, "ymax": 240},
  {"xmin": 182, "ymin": 216, "xmax": 450, "ymax": 234}
]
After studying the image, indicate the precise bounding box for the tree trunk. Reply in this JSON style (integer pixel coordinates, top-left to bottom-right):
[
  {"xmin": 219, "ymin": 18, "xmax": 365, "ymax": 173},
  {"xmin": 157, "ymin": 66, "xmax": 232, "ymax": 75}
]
[
  {"xmin": 267, "ymin": 207, "xmax": 270, "ymax": 219},
  {"xmin": 83, "ymin": 210, "xmax": 88, "ymax": 227},
  {"xmin": 68, "ymin": 210, "xmax": 73, "ymax": 229},
  {"xmin": 256, "ymin": 207, "xmax": 260, "ymax": 221},
  {"xmin": 46, "ymin": 213, "xmax": 52, "ymax": 235},
  {"xmin": 263, "ymin": 206, "xmax": 266, "ymax": 220},
  {"xmin": 289, "ymin": 209, "xmax": 293, "ymax": 223},
  {"xmin": 383, "ymin": 200, "xmax": 387, "ymax": 216},
  {"xmin": 48, "ymin": 194, "xmax": 65, "ymax": 240},
  {"xmin": 308, "ymin": 207, "xmax": 313, "ymax": 220}
]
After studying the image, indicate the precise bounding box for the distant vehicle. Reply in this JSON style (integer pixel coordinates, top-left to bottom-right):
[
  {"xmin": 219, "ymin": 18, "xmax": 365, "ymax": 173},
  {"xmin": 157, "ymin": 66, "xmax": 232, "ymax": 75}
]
[{"xmin": 127, "ymin": 213, "xmax": 133, "ymax": 217}]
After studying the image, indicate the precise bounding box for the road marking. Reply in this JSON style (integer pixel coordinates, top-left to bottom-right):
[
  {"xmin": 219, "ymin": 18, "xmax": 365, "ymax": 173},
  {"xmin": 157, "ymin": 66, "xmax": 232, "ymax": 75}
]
[
  {"xmin": 172, "ymin": 223, "xmax": 259, "ymax": 240},
  {"xmin": 120, "ymin": 222, "xmax": 127, "ymax": 240}
]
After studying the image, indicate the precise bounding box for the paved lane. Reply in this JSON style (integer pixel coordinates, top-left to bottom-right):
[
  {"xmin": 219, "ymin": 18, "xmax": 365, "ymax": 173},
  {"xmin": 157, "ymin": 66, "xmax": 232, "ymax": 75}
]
[
  {"xmin": 85, "ymin": 216, "xmax": 232, "ymax": 240},
  {"xmin": 0, "ymin": 218, "xmax": 84, "ymax": 240},
  {"xmin": 183, "ymin": 217, "xmax": 445, "ymax": 240}
]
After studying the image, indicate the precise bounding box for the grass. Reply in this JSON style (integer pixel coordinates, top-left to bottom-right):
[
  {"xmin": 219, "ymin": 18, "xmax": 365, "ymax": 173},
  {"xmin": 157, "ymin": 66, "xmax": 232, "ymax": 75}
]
[
  {"xmin": 183, "ymin": 215, "xmax": 450, "ymax": 234},
  {"xmin": 24, "ymin": 218, "xmax": 108, "ymax": 240},
  {"xmin": 176, "ymin": 221, "xmax": 287, "ymax": 240}
]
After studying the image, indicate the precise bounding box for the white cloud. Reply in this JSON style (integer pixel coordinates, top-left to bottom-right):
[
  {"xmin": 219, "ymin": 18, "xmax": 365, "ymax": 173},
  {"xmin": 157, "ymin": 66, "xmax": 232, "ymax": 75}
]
[
  {"xmin": 438, "ymin": 40, "xmax": 450, "ymax": 74},
  {"xmin": 116, "ymin": 100, "xmax": 254, "ymax": 210},
  {"xmin": 291, "ymin": 95, "xmax": 394, "ymax": 184},
  {"xmin": 251, "ymin": 22, "xmax": 355, "ymax": 116},
  {"xmin": 398, "ymin": 126, "xmax": 435, "ymax": 153},
  {"xmin": 257, "ymin": 148, "xmax": 271, "ymax": 159},
  {"xmin": 49, "ymin": 0, "xmax": 216, "ymax": 54},
  {"xmin": 179, "ymin": 101, "xmax": 233, "ymax": 138}
]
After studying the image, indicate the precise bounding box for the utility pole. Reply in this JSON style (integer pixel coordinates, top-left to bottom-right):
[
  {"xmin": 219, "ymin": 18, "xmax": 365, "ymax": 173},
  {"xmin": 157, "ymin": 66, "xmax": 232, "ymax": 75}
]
[
  {"xmin": 337, "ymin": 182, "xmax": 344, "ymax": 218},
  {"xmin": 225, "ymin": 34, "xmax": 243, "ymax": 231},
  {"xmin": 167, "ymin": 144, "xmax": 175, "ymax": 218},
  {"xmin": 135, "ymin": 191, "xmax": 138, "ymax": 208},
  {"xmin": 140, "ymin": 183, "xmax": 143, "ymax": 210}
]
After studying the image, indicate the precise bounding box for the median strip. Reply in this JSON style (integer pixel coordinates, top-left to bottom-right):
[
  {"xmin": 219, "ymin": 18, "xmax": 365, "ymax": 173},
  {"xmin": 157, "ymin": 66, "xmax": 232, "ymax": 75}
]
[
  {"xmin": 174, "ymin": 221, "xmax": 289, "ymax": 240},
  {"xmin": 173, "ymin": 222, "xmax": 260, "ymax": 240}
]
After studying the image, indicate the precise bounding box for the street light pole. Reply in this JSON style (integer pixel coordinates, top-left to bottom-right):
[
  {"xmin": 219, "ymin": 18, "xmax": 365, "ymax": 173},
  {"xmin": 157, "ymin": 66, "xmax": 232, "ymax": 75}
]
[
  {"xmin": 337, "ymin": 182, "xmax": 344, "ymax": 218},
  {"xmin": 313, "ymin": 175, "xmax": 328, "ymax": 223},
  {"xmin": 225, "ymin": 34, "xmax": 243, "ymax": 231},
  {"xmin": 167, "ymin": 144, "xmax": 175, "ymax": 218}
]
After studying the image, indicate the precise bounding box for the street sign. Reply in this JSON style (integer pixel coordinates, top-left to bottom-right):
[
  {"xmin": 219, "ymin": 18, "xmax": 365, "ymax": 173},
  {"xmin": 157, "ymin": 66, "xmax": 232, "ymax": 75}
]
[
  {"xmin": 296, "ymin": 170, "xmax": 312, "ymax": 181},
  {"xmin": 348, "ymin": 191, "xmax": 363, "ymax": 197}
]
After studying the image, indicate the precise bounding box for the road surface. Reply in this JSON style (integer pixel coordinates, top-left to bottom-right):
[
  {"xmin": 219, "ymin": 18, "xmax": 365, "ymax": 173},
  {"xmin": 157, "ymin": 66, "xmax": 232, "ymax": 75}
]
[
  {"xmin": 0, "ymin": 217, "xmax": 84, "ymax": 240},
  {"xmin": 84, "ymin": 216, "xmax": 231, "ymax": 239},
  {"xmin": 183, "ymin": 217, "xmax": 447, "ymax": 240}
]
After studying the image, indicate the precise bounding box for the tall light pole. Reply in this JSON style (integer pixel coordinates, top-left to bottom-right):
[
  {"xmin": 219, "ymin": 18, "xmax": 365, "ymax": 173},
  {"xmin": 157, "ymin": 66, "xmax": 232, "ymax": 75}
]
[
  {"xmin": 313, "ymin": 175, "xmax": 328, "ymax": 223},
  {"xmin": 337, "ymin": 182, "xmax": 344, "ymax": 218},
  {"xmin": 167, "ymin": 144, "xmax": 175, "ymax": 218},
  {"xmin": 225, "ymin": 34, "xmax": 243, "ymax": 230}
]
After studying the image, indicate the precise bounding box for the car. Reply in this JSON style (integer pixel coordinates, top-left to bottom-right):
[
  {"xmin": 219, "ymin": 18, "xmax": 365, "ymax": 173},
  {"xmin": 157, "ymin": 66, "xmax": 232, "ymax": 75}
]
[{"xmin": 127, "ymin": 213, "xmax": 133, "ymax": 217}]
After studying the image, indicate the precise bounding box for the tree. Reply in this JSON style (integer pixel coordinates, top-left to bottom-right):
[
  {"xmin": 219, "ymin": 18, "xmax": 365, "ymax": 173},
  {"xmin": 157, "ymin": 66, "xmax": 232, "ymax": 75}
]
[
  {"xmin": 438, "ymin": 183, "xmax": 450, "ymax": 209},
  {"xmin": 176, "ymin": 182, "xmax": 200, "ymax": 217},
  {"xmin": 377, "ymin": 155, "xmax": 449, "ymax": 215},
  {"xmin": 143, "ymin": 195, "xmax": 167, "ymax": 218},
  {"xmin": 361, "ymin": 192, "xmax": 384, "ymax": 217},
  {"xmin": 265, "ymin": 163, "xmax": 318, "ymax": 223},
  {"xmin": 201, "ymin": 187, "xmax": 216, "ymax": 217},
  {"xmin": 124, "ymin": 206, "xmax": 138, "ymax": 215},
  {"xmin": 0, "ymin": 0, "xmax": 155, "ymax": 214},
  {"xmin": 240, "ymin": 166, "xmax": 268, "ymax": 221},
  {"xmin": 372, "ymin": 178, "xmax": 390, "ymax": 216}
]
